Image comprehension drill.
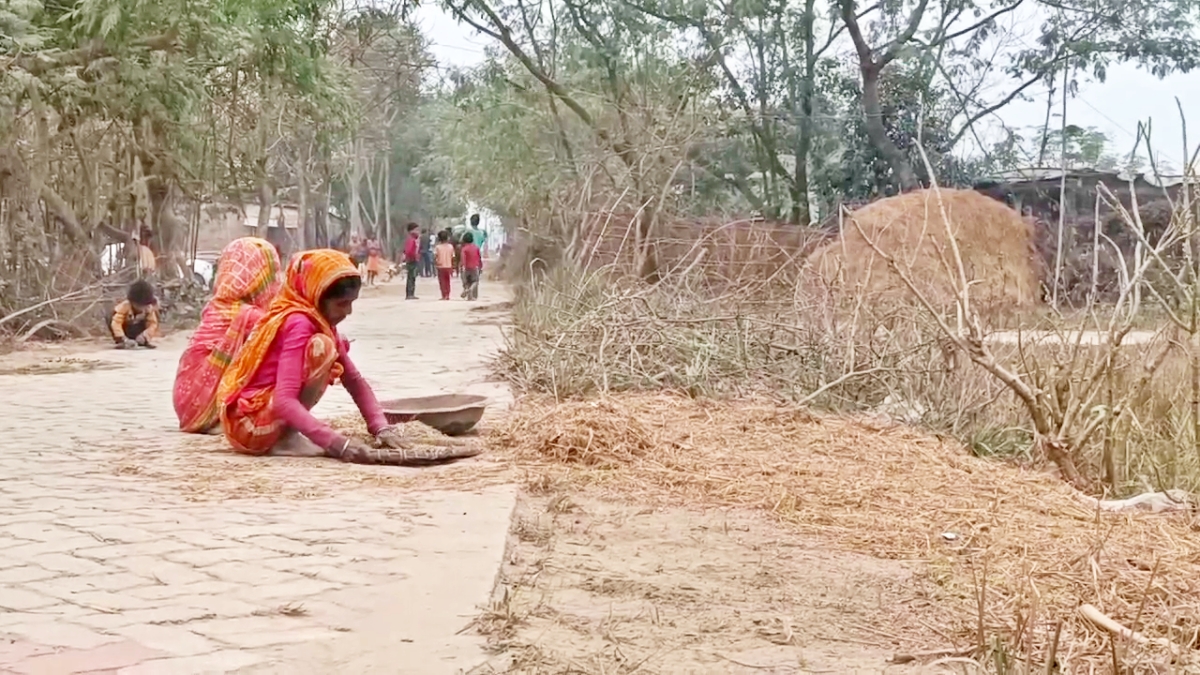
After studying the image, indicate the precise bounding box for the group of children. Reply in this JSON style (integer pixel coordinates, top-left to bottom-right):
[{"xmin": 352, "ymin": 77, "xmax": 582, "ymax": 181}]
[
  {"xmin": 403, "ymin": 222, "xmax": 483, "ymax": 301},
  {"xmin": 110, "ymin": 216, "xmax": 486, "ymax": 349},
  {"xmin": 347, "ymin": 235, "xmax": 386, "ymax": 286}
]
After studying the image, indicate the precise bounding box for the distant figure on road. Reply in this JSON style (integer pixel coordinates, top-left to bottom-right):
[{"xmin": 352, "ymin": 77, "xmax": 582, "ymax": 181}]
[
  {"xmin": 403, "ymin": 222, "xmax": 421, "ymax": 300},
  {"xmin": 434, "ymin": 230, "xmax": 455, "ymax": 300},
  {"xmin": 216, "ymin": 249, "xmax": 409, "ymax": 462},
  {"xmin": 420, "ymin": 228, "xmax": 435, "ymax": 278},
  {"xmin": 460, "ymin": 232, "xmax": 482, "ymax": 301},
  {"xmin": 348, "ymin": 235, "xmax": 367, "ymax": 271},
  {"xmin": 449, "ymin": 226, "xmax": 465, "ymax": 278},
  {"xmin": 110, "ymin": 279, "xmax": 159, "ymax": 350},
  {"xmin": 467, "ymin": 213, "xmax": 487, "ymax": 256},
  {"xmin": 173, "ymin": 237, "xmax": 282, "ymax": 434},
  {"xmin": 365, "ymin": 235, "xmax": 384, "ymax": 286}
]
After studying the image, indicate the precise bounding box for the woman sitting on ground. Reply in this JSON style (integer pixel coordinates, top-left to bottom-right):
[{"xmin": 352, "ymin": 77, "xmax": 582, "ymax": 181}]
[
  {"xmin": 173, "ymin": 237, "xmax": 282, "ymax": 434},
  {"xmin": 216, "ymin": 249, "xmax": 407, "ymax": 462}
]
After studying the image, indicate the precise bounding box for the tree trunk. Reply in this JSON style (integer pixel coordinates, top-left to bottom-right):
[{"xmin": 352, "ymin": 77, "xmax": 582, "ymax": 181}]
[
  {"xmin": 256, "ymin": 176, "xmax": 273, "ymax": 232},
  {"xmin": 134, "ymin": 119, "xmax": 185, "ymax": 277},
  {"xmin": 314, "ymin": 189, "xmax": 329, "ymax": 249},
  {"xmin": 349, "ymin": 139, "xmax": 364, "ymax": 238},
  {"xmin": 370, "ymin": 155, "xmax": 384, "ymax": 237},
  {"xmin": 1038, "ymin": 436, "xmax": 1088, "ymax": 492},
  {"xmin": 859, "ymin": 65, "xmax": 919, "ymax": 191},
  {"xmin": 384, "ymin": 156, "xmax": 392, "ymax": 258},
  {"xmin": 148, "ymin": 181, "xmax": 186, "ymax": 277},
  {"xmin": 636, "ymin": 199, "xmax": 659, "ymax": 281},
  {"xmin": 314, "ymin": 164, "xmax": 331, "ymax": 247},
  {"xmin": 791, "ymin": 0, "xmax": 817, "ymax": 225},
  {"xmin": 298, "ymin": 142, "xmax": 311, "ymax": 251}
]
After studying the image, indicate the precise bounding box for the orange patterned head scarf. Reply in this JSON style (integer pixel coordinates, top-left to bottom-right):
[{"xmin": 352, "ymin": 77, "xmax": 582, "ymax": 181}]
[
  {"xmin": 192, "ymin": 237, "xmax": 282, "ymax": 352},
  {"xmin": 217, "ymin": 249, "xmax": 360, "ymax": 406},
  {"xmin": 213, "ymin": 237, "xmax": 282, "ymax": 309}
]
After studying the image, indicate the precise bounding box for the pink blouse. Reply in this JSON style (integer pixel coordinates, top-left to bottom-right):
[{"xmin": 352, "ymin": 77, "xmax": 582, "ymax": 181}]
[{"xmin": 244, "ymin": 314, "xmax": 388, "ymax": 450}]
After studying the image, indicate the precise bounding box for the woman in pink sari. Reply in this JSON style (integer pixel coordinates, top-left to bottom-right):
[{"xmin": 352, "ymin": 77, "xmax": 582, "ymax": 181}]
[{"xmin": 173, "ymin": 237, "xmax": 282, "ymax": 433}]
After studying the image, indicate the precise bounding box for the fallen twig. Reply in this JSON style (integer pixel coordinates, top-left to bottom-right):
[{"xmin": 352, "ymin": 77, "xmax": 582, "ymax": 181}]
[
  {"xmin": 18, "ymin": 319, "xmax": 83, "ymax": 342},
  {"xmin": 1079, "ymin": 604, "xmax": 1145, "ymax": 642},
  {"xmin": 713, "ymin": 652, "xmax": 814, "ymax": 670},
  {"xmin": 890, "ymin": 647, "xmax": 974, "ymax": 664},
  {"xmin": 0, "ymin": 285, "xmax": 99, "ymax": 329}
]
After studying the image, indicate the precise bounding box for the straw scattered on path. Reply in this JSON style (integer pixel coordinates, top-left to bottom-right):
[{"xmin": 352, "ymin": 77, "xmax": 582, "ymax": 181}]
[{"xmin": 490, "ymin": 393, "xmax": 1200, "ymax": 668}]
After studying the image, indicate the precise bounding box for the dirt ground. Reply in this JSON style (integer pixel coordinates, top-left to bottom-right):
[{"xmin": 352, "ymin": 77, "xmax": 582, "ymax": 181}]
[
  {"xmin": 0, "ymin": 282, "xmax": 1006, "ymax": 674},
  {"xmin": 467, "ymin": 493, "xmax": 933, "ymax": 674}
]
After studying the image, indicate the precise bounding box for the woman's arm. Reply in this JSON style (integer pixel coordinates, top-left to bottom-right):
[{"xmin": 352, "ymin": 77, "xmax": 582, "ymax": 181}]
[
  {"xmin": 272, "ymin": 317, "xmax": 347, "ymax": 450},
  {"xmin": 338, "ymin": 345, "xmax": 389, "ymax": 435}
]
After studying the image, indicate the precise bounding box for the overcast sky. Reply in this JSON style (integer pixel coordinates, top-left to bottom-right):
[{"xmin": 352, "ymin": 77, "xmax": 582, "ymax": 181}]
[{"xmin": 412, "ymin": 5, "xmax": 1200, "ymax": 170}]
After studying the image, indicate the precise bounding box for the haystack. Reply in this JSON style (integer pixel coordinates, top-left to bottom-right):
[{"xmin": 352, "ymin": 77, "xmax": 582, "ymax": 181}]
[{"xmin": 807, "ymin": 189, "xmax": 1041, "ymax": 315}]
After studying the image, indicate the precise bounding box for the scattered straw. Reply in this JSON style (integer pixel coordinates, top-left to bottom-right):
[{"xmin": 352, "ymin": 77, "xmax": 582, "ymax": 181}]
[
  {"xmin": 490, "ymin": 392, "xmax": 1200, "ymax": 669},
  {"xmin": 107, "ymin": 416, "xmax": 509, "ymax": 502},
  {"xmin": 105, "ymin": 389, "xmax": 1200, "ymax": 669}
]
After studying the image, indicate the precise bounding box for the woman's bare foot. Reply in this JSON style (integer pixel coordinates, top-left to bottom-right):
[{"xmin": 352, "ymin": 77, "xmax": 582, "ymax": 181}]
[{"xmin": 269, "ymin": 431, "xmax": 327, "ymax": 457}]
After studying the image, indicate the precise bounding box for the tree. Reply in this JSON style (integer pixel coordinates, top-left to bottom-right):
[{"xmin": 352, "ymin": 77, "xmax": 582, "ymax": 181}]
[
  {"xmin": 325, "ymin": 13, "xmax": 430, "ymax": 248},
  {"xmin": 0, "ymin": 0, "xmax": 355, "ymax": 267},
  {"xmin": 438, "ymin": 0, "xmax": 718, "ymax": 276},
  {"xmin": 834, "ymin": 0, "xmax": 1200, "ymax": 191},
  {"xmin": 626, "ymin": 0, "xmax": 848, "ymax": 224}
]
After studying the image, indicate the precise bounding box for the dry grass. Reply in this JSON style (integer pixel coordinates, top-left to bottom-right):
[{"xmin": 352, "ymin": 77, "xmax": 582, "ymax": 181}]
[
  {"xmin": 490, "ymin": 139, "xmax": 1200, "ymax": 672},
  {"xmin": 501, "ymin": 260, "xmax": 1200, "ymax": 498},
  {"xmin": 498, "ymin": 263, "xmax": 979, "ymax": 408},
  {"xmin": 807, "ymin": 188, "xmax": 1042, "ymax": 318},
  {"xmin": 580, "ymin": 212, "xmax": 829, "ymax": 289},
  {"xmin": 490, "ymin": 392, "xmax": 1200, "ymax": 672}
]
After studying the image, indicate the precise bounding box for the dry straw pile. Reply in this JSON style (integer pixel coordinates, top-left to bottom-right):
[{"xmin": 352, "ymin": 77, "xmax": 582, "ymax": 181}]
[
  {"xmin": 491, "ymin": 393, "xmax": 1200, "ymax": 670},
  {"xmin": 807, "ymin": 188, "xmax": 1042, "ymax": 316}
]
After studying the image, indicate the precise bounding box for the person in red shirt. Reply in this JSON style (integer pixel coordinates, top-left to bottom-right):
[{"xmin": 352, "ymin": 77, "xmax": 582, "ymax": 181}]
[
  {"xmin": 402, "ymin": 222, "xmax": 420, "ymax": 300},
  {"xmin": 459, "ymin": 232, "xmax": 482, "ymax": 301}
]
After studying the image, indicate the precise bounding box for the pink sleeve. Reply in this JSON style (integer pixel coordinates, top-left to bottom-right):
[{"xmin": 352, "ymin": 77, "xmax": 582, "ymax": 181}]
[
  {"xmin": 271, "ymin": 315, "xmax": 345, "ymax": 451},
  {"xmin": 338, "ymin": 343, "xmax": 389, "ymax": 435},
  {"xmin": 245, "ymin": 305, "xmax": 267, "ymax": 324}
]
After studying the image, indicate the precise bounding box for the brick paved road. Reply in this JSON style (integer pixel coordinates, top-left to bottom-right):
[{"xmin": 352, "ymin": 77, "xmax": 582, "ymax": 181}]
[{"xmin": 0, "ymin": 277, "xmax": 515, "ymax": 674}]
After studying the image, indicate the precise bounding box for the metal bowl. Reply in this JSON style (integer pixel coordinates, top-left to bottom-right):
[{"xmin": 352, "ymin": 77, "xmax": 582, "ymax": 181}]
[{"xmin": 380, "ymin": 394, "xmax": 489, "ymax": 436}]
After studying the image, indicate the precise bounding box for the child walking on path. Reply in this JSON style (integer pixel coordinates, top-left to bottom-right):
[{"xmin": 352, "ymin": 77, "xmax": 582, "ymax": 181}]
[
  {"xmin": 110, "ymin": 279, "xmax": 159, "ymax": 349},
  {"xmin": 434, "ymin": 230, "xmax": 455, "ymax": 300},
  {"xmin": 403, "ymin": 222, "xmax": 421, "ymax": 300},
  {"xmin": 460, "ymin": 232, "xmax": 482, "ymax": 301},
  {"xmin": 420, "ymin": 229, "xmax": 435, "ymax": 277}
]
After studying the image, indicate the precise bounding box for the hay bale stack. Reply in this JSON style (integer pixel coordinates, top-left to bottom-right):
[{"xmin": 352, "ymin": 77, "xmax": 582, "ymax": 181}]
[{"xmin": 807, "ymin": 189, "xmax": 1041, "ymax": 315}]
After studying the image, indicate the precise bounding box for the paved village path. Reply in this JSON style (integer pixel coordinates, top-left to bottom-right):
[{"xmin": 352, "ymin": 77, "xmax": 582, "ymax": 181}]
[{"xmin": 0, "ymin": 275, "xmax": 514, "ymax": 674}]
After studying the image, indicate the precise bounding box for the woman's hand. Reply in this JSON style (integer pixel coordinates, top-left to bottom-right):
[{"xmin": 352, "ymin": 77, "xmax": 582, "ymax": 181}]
[
  {"xmin": 376, "ymin": 426, "xmax": 410, "ymax": 450},
  {"xmin": 329, "ymin": 438, "xmax": 380, "ymax": 464}
]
